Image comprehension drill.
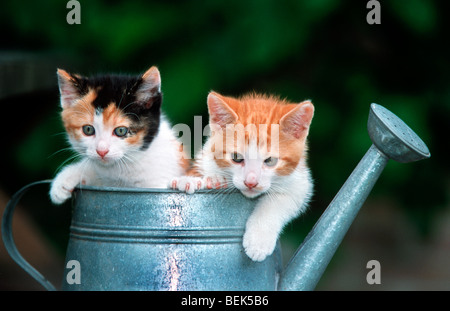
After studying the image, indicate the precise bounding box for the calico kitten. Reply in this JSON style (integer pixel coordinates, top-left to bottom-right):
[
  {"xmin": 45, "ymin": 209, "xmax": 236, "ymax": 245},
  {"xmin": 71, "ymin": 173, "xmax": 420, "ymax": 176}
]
[
  {"xmin": 172, "ymin": 91, "xmax": 314, "ymax": 261},
  {"xmin": 50, "ymin": 66, "xmax": 188, "ymax": 204}
]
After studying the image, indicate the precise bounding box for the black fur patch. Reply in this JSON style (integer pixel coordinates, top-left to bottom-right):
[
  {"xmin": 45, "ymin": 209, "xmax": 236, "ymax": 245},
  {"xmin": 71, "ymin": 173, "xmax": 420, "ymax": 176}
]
[{"xmin": 69, "ymin": 72, "xmax": 162, "ymax": 150}]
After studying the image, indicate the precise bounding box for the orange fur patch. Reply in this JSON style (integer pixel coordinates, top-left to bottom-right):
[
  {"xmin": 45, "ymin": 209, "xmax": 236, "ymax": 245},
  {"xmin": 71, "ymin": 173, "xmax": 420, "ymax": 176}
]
[
  {"xmin": 61, "ymin": 90, "xmax": 97, "ymax": 140},
  {"xmin": 101, "ymin": 104, "xmax": 149, "ymax": 146},
  {"xmin": 179, "ymin": 156, "xmax": 191, "ymax": 172},
  {"xmin": 102, "ymin": 104, "xmax": 129, "ymax": 128}
]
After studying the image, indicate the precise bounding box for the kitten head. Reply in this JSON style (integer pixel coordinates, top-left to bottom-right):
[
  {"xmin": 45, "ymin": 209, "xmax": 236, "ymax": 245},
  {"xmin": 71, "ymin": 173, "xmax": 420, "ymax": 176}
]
[
  {"xmin": 57, "ymin": 66, "xmax": 162, "ymax": 166},
  {"xmin": 206, "ymin": 91, "xmax": 314, "ymax": 198}
]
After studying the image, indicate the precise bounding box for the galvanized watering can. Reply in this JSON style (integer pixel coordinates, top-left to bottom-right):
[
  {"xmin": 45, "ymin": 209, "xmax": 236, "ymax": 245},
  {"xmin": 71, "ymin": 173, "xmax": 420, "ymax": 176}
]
[{"xmin": 2, "ymin": 104, "xmax": 430, "ymax": 291}]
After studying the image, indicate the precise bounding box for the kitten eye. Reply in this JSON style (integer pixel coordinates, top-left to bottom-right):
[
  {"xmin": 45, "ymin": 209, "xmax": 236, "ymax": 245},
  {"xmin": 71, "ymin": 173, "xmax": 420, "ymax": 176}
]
[
  {"xmin": 114, "ymin": 126, "xmax": 129, "ymax": 137},
  {"xmin": 264, "ymin": 157, "xmax": 278, "ymax": 167},
  {"xmin": 231, "ymin": 152, "xmax": 244, "ymax": 163},
  {"xmin": 82, "ymin": 125, "xmax": 95, "ymax": 136}
]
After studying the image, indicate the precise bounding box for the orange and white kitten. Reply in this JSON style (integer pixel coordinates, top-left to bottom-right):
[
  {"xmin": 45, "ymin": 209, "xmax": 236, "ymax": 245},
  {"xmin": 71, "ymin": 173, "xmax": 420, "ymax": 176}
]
[{"xmin": 172, "ymin": 92, "xmax": 314, "ymax": 261}]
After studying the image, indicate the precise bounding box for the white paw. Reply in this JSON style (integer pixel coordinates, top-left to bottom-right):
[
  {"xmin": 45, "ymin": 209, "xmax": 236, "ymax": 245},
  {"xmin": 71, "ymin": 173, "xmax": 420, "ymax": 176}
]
[
  {"xmin": 204, "ymin": 175, "xmax": 227, "ymax": 190},
  {"xmin": 243, "ymin": 225, "xmax": 278, "ymax": 262},
  {"xmin": 171, "ymin": 176, "xmax": 204, "ymax": 194},
  {"xmin": 49, "ymin": 175, "xmax": 83, "ymax": 205}
]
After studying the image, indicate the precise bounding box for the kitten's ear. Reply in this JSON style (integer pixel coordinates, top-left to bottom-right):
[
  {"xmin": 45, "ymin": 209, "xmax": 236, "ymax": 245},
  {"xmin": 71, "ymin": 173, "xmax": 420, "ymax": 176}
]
[
  {"xmin": 57, "ymin": 69, "xmax": 80, "ymax": 108},
  {"xmin": 136, "ymin": 66, "xmax": 161, "ymax": 109},
  {"xmin": 280, "ymin": 100, "xmax": 314, "ymax": 139},
  {"xmin": 207, "ymin": 91, "xmax": 238, "ymax": 128}
]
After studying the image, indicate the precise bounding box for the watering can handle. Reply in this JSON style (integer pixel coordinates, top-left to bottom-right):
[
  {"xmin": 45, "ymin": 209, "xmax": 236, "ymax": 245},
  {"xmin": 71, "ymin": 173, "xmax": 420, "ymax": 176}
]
[{"xmin": 1, "ymin": 180, "xmax": 57, "ymax": 291}]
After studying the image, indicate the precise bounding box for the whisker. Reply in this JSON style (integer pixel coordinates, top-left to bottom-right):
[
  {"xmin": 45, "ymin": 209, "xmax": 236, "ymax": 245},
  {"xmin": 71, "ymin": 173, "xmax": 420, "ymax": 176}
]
[
  {"xmin": 120, "ymin": 101, "xmax": 140, "ymax": 112},
  {"xmin": 51, "ymin": 132, "xmax": 68, "ymax": 138},
  {"xmin": 77, "ymin": 159, "xmax": 92, "ymax": 197},
  {"xmin": 117, "ymin": 87, "xmax": 127, "ymax": 110},
  {"xmin": 48, "ymin": 147, "xmax": 75, "ymax": 159},
  {"xmin": 54, "ymin": 153, "xmax": 82, "ymax": 174},
  {"xmin": 124, "ymin": 111, "xmax": 141, "ymax": 122},
  {"xmin": 114, "ymin": 158, "xmax": 126, "ymax": 187},
  {"xmin": 76, "ymin": 97, "xmax": 94, "ymax": 116},
  {"xmin": 211, "ymin": 185, "xmax": 236, "ymax": 204}
]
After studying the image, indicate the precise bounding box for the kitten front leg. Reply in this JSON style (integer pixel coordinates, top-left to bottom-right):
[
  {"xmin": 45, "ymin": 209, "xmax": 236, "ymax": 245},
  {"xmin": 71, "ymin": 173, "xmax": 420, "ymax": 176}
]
[
  {"xmin": 50, "ymin": 161, "xmax": 92, "ymax": 204},
  {"xmin": 204, "ymin": 175, "xmax": 227, "ymax": 190},
  {"xmin": 243, "ymin": 193, "xmax": 302, "ymax": 262},
  {"xmin": 170, "ymin": 175, "xmax": 227, "ymax": 194},
  {"xmin": 170, "ymin": 176, "xmax": 204, "ymax": 194}
]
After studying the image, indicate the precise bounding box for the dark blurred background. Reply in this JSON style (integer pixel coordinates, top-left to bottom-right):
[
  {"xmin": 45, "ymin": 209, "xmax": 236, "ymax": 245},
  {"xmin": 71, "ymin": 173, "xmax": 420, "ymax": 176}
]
[{"xmin": 0, "ymin": 0, "xmax": 448, "ymax": 290}]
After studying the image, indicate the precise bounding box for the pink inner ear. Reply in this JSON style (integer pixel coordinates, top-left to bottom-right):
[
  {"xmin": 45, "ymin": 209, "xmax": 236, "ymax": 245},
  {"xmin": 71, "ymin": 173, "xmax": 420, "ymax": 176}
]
[
  {"xmin": 207, "ymin": 92, "xmax": 238, "ymax": 127},
  {"xmin": 281, "ymin": 101, "xmax": 314, "ymax": 139},
  {"xmin": 141, "ymin": 66, "xmax": 161, "ymax": 90},
  {"xmin": 57, "ymin": 69, "xmax": 80, "ymax": 108},
  {"xmin": 60, "ymin": 86, "xmax": 79, "ymax": 108},
  {"xmin": 136, "ymin": 66, "xmax": 161, "ymax": 104}
]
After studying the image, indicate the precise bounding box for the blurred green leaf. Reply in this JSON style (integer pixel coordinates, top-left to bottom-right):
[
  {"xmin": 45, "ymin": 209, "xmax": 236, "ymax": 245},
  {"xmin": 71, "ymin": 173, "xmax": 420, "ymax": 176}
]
[{"xmin": 388, "ymin": 0, "xmax": 438, "ymax": 34}]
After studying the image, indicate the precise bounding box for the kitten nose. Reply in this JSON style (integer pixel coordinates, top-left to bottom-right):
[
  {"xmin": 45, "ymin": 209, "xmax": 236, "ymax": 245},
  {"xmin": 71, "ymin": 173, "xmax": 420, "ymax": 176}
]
[
  {"xmin": 244, "ymin": 173, "xmax": 259, "ymax": 189},
  {"xmin": 96, "ymin": 149, "xmax": 109, "ymax": 159}
]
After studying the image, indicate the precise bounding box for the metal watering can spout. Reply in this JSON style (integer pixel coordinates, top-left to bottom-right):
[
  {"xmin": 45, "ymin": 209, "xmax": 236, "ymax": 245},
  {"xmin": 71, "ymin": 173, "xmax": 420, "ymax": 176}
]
[{"xmin": 278, "ymin": 103, "xmax": 430, "ymax": 291}]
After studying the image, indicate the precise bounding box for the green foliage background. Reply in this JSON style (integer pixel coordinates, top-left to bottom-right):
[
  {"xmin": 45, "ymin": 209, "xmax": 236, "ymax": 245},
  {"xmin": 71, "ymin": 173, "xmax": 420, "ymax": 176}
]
[{"xmin": 0, "ymin": 0, "xmax": 449, "ymax": 289}]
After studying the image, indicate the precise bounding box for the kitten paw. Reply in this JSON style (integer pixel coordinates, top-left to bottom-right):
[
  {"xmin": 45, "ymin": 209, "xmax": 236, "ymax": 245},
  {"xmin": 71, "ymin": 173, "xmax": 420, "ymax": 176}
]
[
  {"xmin": 49, "ymin": 176, "xmax": 83, "ymax": 205},
  {"xmin": 243, "ymin": 226, "xmax": 278, "ymax": 262},
  {"xmin": 171, "ymin": 176, "xmax": 204, "ymax": 194},
  {"xmin": 204, "ymin": 175, "xmax": 227, "ymax": 189}
]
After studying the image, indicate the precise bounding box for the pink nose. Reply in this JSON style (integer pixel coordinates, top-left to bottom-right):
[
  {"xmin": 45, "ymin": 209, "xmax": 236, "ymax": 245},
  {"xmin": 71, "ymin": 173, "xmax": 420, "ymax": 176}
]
[
  {"xmin": 244, "ymin": 180, "xmax": 258, "ymax": 189},
  {"xmin": 244, "ymin": 173, "xmax": 258, "ymax": 189},
  {"xmin": 96, "ymin": 149, "xmax": 109, "ymax": 159}
]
